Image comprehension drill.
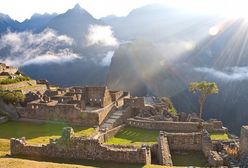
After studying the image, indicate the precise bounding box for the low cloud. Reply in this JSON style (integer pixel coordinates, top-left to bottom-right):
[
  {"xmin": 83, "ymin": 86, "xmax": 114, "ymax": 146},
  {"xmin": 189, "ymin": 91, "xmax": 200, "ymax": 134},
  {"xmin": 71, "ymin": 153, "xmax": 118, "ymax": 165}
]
[
  {"xmin": 194, "ymin": 67, "xmax": 248, "ymax": 81},
  {"xmin": 100, "ymin": 51, "xmax": 114, "ymax": 66},
  {"xmin": 0, "ymin": 29, "xmax": 79, "ymax": 67},
  {"xmin": 85, "ymin": 25, "xmax": 119, "ymax": 47},
  {"xmin": 157, "ymin": 40, "xmax": 196, "ymax": 62}
]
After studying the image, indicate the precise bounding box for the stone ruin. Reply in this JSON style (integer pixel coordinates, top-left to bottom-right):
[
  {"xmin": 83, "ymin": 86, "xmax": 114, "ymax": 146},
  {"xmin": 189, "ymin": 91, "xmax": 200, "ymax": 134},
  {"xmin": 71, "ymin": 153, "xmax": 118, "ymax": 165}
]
[
  {"xmin": 0, "ymin": 68, "xmax": 242, "ymax": 167},
  {"xmin": 10, "ymin": 127, "xmax": 151, "ymax": 164},
  {"xmin": 10, "ymin": 127, "xmax": 224, "ymax": 167},
  {"xmin": 8, "ymin": 92, "xmax": 247, "ymax": 167},
  {"xmin": 0, "ymin": 63, "xmax": 18, "ymax": 75},
  {"xmin": 17, "ymin": 86, "xmax": 130, "ymax": 127}
]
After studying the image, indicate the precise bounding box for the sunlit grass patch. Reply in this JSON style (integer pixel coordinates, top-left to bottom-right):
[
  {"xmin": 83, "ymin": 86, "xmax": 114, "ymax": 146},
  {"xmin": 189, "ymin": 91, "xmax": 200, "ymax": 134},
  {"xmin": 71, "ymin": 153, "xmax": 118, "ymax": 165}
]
[
  {"xmin": 106, "ymin": 126, "xmax": 159, "ymax": 146},
  {"xmin": 210, "ymin": 132, "xmax": 229, "ymax": 140},
  {"xmin": 0, "ymin": 121, "xmax": 95, "ymax": 156}
]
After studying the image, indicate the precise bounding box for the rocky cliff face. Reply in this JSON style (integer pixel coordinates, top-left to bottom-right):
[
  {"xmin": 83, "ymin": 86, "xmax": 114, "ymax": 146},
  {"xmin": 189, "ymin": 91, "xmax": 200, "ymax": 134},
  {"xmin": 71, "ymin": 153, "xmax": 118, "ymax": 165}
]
[
  {"xmin": 107, "ymin": 41, "xmax": 185, "ymax": 96},
  {"xmin": 0, "ymin": 99, "xmax": 19, "ymax": 119}
]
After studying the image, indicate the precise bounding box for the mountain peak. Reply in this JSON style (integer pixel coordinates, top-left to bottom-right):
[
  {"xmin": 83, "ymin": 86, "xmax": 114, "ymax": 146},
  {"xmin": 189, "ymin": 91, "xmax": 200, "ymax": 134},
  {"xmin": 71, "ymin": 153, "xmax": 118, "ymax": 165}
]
[
  {"xmin": 67, "ymin": 3, "xmax": 92, "ymax": 17},
  {"xmin": 73, "ymin": 3, "xmax": 82, "ymax": 10},
  {"xmin": 71, "ymin": 3, "xmax": 86, "ymax": 13}
]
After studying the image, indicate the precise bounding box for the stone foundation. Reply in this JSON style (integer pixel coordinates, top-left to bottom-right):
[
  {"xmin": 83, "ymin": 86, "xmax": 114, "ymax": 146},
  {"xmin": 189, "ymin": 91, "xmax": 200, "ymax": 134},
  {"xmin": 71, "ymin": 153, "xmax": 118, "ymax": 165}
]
[
  {"xmin": 240, "ymin": 125, "xmax": 248, "ymax": 154},
  {"xmin": 0, "ymin": 80, "xmax": 36, "ymax": 90},
  {"xmin": 127, "ymin": 118, "xmax": 227, "ymax": 133},
  {"xmin": 17, "ymin": 103, "xmax": 116, "ymax": 127},
  {"xmin": 166, "ymin": 132, "xmax": 202, "ymax": 151},
  {"xmin": 157, "ymin": 132, "xmax": 173, "ymax": 166},
  {"xmin": 10, "ymin": 136, "xmax": 151, "ymax": 165}
]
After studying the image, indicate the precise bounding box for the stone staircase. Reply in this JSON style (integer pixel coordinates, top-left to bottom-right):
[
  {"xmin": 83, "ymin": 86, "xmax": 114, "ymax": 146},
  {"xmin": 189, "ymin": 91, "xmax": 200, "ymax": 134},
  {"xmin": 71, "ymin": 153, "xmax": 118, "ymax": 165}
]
[{"xmin": 100, "ymin": 108, "xmax": 126, "ymax": 131}]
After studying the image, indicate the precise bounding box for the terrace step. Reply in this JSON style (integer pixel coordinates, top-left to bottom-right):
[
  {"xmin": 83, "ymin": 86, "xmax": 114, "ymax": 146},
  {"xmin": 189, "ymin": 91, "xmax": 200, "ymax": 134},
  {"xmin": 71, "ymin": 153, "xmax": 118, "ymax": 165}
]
[
  {"xmin": 110, "ymin": 115, "xmax": 121, "ymax": 119},
  {"xmin": 100, "ymin": 108, "xmax": 126, "ymax": 131}
]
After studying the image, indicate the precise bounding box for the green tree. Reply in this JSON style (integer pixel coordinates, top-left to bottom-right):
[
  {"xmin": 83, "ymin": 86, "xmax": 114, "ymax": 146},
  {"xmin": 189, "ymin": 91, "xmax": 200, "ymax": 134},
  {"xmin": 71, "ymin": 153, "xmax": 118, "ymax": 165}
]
[{"xmin": 189, "ymin": 81, "xmax": 218, "ymax": 119}]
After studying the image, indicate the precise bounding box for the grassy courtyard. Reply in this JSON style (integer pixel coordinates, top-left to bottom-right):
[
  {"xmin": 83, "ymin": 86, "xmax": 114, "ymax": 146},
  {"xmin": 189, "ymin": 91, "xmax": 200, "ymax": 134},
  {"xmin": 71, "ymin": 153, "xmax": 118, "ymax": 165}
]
[
  {"xmin": 171, "ymin": 151, "xmax": 208, "ymax": 167},
  {"xmin": 106, "ymin": 126, "xmax": 159, "ymax": 146},
  {"xmin": 0, "ymin": 121, "xmax": 95, "ymax": 157}
]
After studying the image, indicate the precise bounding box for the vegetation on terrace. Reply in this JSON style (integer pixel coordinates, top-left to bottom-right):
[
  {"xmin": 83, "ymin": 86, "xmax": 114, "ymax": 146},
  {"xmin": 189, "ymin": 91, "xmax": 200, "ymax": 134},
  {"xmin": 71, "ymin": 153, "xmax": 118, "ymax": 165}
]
[
  {"xmin": 0, "ymin": 76, "xmax": 8, "ymax": 81},
  {"xmin": 160, "ymin": 97, "xmax": 177, "ymax": 115},
  {"xmin": 210, "ymin": 132, "xmax": 229, "ymax": 141},
  {"xmin": 0, "ymin": 91, "xmax": 25, "ymax": 104},
  {"xmin": 0, "ymin": 121, "xmax": 95, "ymax": 157},
  {"xmin": 0, "ymin": 76, "xmax": 30, "ymax": 85},
  {"xmin": 106, "ymin": 126, "xmax": 159, "ymax": 146}
]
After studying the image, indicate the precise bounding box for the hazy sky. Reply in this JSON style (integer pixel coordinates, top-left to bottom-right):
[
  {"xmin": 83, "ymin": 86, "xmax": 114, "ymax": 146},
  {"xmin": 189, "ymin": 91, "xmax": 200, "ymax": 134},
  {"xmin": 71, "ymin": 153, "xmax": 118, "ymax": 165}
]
[{"xmin": 0, "ymin": 0, "xmax": 247, "ymax": 22}]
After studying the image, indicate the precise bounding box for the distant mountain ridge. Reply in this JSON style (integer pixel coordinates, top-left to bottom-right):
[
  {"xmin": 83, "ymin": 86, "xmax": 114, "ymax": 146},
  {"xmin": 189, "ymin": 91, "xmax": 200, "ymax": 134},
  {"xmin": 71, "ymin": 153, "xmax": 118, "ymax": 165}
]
[
  {"xmin": 0, "ymin": 13, "xmax": 20, "ymax": 34},
  {"xmin": 20, "ymin": 13, "xmax": 58, "ymax": 31}
]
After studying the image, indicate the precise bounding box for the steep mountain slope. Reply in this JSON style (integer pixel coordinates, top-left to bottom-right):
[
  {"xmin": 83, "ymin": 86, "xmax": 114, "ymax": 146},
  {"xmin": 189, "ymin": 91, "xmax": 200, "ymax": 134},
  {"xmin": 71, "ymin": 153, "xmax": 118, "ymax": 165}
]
[
  {"xmin": 107, "ymin": 41, "xmax": 185, "ymax": 96},
  {"xmin": 0, "ymin": 13, "xmax": 20, "ymax": 34}
]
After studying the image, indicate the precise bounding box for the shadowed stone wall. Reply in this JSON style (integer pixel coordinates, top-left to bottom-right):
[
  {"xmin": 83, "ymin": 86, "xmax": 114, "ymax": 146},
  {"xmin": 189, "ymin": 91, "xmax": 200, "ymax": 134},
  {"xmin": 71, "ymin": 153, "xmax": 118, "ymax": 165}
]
[
  {"xmin": 241, "ymin": 125, "xmax": 248, "ymax": 154},
  {"xmin": 124, "ymin": 97, "xmax": 145, "ymax": 109},
  {"xmin": 157, "ymin": 132, "xmax": 173, "ymax": 166},
  {"xmin": 18, "ymin": 102, "xmax": 118, "ymax": 126}
]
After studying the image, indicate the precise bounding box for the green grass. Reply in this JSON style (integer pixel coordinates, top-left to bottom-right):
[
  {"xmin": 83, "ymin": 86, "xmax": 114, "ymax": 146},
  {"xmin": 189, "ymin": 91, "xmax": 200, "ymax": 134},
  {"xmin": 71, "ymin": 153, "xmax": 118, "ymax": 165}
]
[
  {"xmin": 0, "ymin": 121, "xmax": 95, "ymax": 157},
  {"xmin": 0, "ymin": 121, "xmax": 150, "ymax": 168},
  {"xmin": 210, "ymin": 132, "xmax": 229, "ymax": 141},
  {"xmin": 0, "ymin": 76, "xmax": 30, "ymax": 85},
  {"xmin": 0, "ymin": 158, "xmax": 145, "ymax": 168},
  {"xmin": 106, "ymin": 126, "xmax": 159, "ymax": 146},
  {"xmin": 13, "ymin": 84, "xmax": 45, "ymax": 91},
  {"xmin": 171, "ymin": 151, "xmax": 208, "ymax": 167},
  {"xmin": 0, "ymin": 76, "xmax": 8, "ymax": 81}
]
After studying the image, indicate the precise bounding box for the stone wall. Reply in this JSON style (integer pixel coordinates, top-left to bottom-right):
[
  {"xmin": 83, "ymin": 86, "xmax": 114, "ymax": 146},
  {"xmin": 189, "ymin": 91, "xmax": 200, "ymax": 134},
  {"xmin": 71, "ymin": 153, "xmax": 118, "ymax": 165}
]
[
  {"xmin": 127, "ymin": 118, "xmax": 225, "ymax": 133},
  {"xmin": 98, "ymin": 103, "xmax": 116, "ymax": 125},
  {"xmin": 0, "ymin": 63, "xmax": 18, "ymax": 74},
  {"xmin": 166, "ymin": 132, "xmax": 202, "ymax": 151},
  {"xmin": 124, "ymin": 97, "xmax": 145, "ymax": 109},
  {"xmin": 157, "ymin": 132, "xmax": 173, "ymax": 166},
  {"xmin": 99, "ymin": 124, "xmax": 126, "ymax": 142},
  {"xmin": 17, "ymin": 103, "xmax": 98, "ymax": 126},
  {"xmin": 208, "ymin": 151, "xmax": 223, "ymax": 167},
  {"xmin": 110, "ymin": 91, "xmax": 124, "ymax": 101},
  {"xmin": 84, "ymin": 86, "xmax": 113, "ymax": 108},
  {"xmin": 10, "ymin": 137, "xmax": 151, "ymax": 164},
  {"xmin": 0, "ymin": 80, "xmax": 37, "ymax": 90},
  {"xmin": 19, "ymin": 84, "xmax": 47, "ymax": 94},
  {"xmin": 202, "ymin": 130, "xmax": 213, "ymax": 157},
  {"xmin": 201, "ymin": 130, "xmax": 223, "ymax": 167},
  {"xmin": 102, "ymin": 87, "xmax": 113, "ymax": 107},
  {"xmin": 240, "ymin": 125, "xmax": 248, "ymax": 154},
  {"xmin": 0, "ymin": 99, "xmax": 19, "ymax": 119},
  {"xmin": 164, "ymin": 130, "xmax": 223, "ymax": 167},
  {"xmin": 18, "ymin": 101, "xmax": 115, "ymax": 127}
]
